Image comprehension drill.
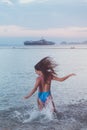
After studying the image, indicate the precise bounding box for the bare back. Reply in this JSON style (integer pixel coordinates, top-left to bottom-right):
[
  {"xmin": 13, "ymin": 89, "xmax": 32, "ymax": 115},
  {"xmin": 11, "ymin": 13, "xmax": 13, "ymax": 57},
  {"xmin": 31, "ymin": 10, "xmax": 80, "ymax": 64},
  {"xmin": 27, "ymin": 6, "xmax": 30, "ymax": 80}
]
[{"xmin": 38, "ymin": 76, "xmax": 52, "ymax": 92}]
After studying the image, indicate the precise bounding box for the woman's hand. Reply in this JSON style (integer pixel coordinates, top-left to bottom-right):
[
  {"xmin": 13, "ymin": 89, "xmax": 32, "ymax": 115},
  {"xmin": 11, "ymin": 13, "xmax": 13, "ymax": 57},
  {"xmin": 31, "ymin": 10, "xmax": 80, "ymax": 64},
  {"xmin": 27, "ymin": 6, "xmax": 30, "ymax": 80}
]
[
  {"xmin": 24, "ymin": 96, "xmax": 29, "ymax": 99},
  {"xmin": 69, "ymin": 73, "xmax": 76, "ymax": 77}
]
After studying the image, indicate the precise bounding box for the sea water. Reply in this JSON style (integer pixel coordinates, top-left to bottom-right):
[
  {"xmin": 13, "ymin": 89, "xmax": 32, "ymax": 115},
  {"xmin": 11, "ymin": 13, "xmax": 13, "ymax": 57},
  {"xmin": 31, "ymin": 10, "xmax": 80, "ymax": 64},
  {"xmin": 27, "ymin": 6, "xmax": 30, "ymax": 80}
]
[{"xmin": 0, "ymin": 45, "xmax": 87, "ymax": 130}]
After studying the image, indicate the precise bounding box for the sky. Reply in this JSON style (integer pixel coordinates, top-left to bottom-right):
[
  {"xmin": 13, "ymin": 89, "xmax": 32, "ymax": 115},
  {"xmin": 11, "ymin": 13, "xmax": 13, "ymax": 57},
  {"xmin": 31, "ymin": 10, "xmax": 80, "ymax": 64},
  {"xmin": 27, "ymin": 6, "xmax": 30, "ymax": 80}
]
[{"xmin": 0, "ymin": 0, "xmax": 87, "ymax": 45}]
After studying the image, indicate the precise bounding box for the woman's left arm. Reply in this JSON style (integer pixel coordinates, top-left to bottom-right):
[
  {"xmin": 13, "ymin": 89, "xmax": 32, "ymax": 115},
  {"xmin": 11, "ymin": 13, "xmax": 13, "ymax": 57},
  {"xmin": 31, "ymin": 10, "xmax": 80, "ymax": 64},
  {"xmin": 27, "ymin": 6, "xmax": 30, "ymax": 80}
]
[{"xmin": 52, "ymin": 73, "xmax": 76, "ymax": 82}]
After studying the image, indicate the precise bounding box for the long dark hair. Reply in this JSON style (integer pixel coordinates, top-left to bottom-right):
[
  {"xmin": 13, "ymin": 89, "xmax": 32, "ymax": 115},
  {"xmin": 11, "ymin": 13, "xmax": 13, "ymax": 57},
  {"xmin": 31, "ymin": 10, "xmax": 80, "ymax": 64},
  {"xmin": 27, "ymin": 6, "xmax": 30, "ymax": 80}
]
[{"xmin": 34, "ymin": 57, "xmax": 58, "ymax": 83}]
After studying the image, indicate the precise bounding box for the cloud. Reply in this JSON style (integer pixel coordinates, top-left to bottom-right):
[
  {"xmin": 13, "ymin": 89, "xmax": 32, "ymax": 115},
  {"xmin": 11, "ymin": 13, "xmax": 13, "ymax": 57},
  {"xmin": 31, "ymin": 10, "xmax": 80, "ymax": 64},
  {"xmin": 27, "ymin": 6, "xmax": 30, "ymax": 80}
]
[
  {"xmin": 0, "ymin": 0, "xmax": 48, "ymax": 5},
  {"xmin": 19, "ymin": 0, "xmax": 35, "ymax": 4},
  {"xmin": 19, "ymin": 0, "xmax": 48, "ymax": 4},
  {"xmin": 1, "ymin": 0, "xmax": 86, "ymax": 5},
  {"xmin": 1, "ymin": 0, "xmax": 13, "ymax": 5},
  {"xmin": 0, "ymin": 25, "xmax": 87, "ymax": 39}
]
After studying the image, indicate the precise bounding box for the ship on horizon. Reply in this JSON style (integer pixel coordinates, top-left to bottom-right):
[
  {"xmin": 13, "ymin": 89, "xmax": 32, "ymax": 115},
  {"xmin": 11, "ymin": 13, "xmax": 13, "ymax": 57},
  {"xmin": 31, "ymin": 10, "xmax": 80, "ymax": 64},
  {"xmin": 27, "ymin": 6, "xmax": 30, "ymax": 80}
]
[{"xmin": 24, "ymin": 39, "xmax": 55, "ymax": 45}]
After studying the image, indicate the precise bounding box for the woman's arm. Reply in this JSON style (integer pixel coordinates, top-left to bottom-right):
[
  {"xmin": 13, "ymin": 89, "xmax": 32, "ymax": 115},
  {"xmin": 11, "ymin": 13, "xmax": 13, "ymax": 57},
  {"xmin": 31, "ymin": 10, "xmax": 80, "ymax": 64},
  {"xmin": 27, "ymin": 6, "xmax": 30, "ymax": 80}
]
[
  {"xmin": 24, "ymin": 77, "xmax": 40, "ymax": 99},
  {"xmin": 52, "ymin": 73, "xmax": 76, "ymax": 82}
]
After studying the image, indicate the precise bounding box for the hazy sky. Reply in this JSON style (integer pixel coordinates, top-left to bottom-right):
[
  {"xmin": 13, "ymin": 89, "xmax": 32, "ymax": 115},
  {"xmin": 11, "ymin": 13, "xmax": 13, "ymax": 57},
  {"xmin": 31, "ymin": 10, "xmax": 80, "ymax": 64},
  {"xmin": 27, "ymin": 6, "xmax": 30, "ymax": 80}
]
[{"xmin": 0, "ymin": 0, "xmax": 87, "ymax": 42}]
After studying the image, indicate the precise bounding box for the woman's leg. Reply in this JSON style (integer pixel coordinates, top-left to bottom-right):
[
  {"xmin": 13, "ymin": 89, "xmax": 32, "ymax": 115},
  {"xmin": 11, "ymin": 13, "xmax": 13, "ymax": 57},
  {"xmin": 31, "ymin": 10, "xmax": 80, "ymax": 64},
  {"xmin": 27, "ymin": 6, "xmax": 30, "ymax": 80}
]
[
  {"xmin": 45, "ymin": 96, "xmax": 57, "ymax": 113},
  {"xmin": 37, "ymin": 98, "xmax": 44, "ymax": 110}
]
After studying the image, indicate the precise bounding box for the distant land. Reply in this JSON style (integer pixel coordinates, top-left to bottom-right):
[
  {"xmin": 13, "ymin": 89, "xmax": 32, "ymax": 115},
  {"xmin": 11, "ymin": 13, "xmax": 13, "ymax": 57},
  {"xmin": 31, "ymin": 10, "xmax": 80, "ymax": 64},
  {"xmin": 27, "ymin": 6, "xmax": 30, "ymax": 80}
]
[
  {"xmin": 60, "ymin": 41, "xmax": 87, "ymax": 45},
  {"xmin": 24, "ymin": 39, "xmax": 55, "ymax": 45}
]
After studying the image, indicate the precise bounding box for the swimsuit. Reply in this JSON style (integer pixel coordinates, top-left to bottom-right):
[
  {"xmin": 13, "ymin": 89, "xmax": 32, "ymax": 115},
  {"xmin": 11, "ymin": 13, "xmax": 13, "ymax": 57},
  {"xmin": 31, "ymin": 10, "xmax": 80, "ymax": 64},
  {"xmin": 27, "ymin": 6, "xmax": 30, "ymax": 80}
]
[{"xmin": 38, "ymin": 91, "xmax": 51, "ymax": 103}]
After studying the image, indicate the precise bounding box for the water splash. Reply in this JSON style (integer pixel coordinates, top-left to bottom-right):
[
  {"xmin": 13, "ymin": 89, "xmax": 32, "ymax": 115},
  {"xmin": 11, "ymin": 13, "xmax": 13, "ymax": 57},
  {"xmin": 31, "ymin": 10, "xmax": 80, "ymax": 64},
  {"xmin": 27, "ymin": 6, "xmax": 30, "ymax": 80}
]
[
  {"xmin": 40, "ymin": 100, "xmax": 54, "ymax": 121},
  {"xmin": 1, "ymin": 102, "xmax": 87, "ymax": 130},
  {"xmin": 12, "ymin": 100, "xmax": 55, "ymax": 123},
  {"xmin": 23, "ymin": 110, "xmax": 40, "ymax": 123}
]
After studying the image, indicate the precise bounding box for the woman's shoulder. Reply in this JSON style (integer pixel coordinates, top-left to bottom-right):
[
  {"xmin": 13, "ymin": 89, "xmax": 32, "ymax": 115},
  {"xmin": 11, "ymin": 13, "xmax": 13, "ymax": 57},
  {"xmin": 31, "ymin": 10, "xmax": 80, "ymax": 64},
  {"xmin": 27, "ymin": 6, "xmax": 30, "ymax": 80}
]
[
  {"xmin": 35, "ymin": 77, "xmax": 42, "ymax": 85},
  {"xmin": 36, "ymin": 76, "xmax": 42, "ymax": 81}
]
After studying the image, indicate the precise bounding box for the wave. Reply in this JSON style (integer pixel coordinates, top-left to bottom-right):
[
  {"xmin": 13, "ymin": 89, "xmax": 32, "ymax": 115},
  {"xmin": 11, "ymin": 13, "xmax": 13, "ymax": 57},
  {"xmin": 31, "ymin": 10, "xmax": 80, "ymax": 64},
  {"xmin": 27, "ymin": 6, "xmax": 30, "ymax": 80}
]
[{"xmin": 0, "ymin": 101, "xmax": 87, "ymax": 130}]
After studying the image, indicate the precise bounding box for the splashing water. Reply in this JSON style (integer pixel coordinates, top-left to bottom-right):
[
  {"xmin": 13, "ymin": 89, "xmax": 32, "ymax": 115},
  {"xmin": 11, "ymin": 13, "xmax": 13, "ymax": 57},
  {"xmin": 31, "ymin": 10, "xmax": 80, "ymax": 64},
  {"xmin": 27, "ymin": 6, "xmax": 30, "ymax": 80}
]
[
  {"xmin": 23, "ymin": 109, "xmax": 40, "ymax": 123},
  {"xmin": 40, "ymin": 99, "xmax": 54, "ymax": 121},
  {"xmin": 1, "ymin": 102, "xmax": 87, "ymax": 130},
  {"xmin": 23, "ymin": 101, "xmax": 54, "ymax": 123},
  {"xmin": 12, "ymin": 100, "xmax": 55, "ymax": 124}
]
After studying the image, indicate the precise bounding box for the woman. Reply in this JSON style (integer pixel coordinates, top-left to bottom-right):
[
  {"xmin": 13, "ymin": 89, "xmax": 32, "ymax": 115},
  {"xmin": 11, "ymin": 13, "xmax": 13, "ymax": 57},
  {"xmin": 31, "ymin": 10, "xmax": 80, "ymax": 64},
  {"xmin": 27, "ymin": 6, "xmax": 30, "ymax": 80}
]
[{"xmin": 24, "ymin": 57, "xmax": 75, "ymax": 112}]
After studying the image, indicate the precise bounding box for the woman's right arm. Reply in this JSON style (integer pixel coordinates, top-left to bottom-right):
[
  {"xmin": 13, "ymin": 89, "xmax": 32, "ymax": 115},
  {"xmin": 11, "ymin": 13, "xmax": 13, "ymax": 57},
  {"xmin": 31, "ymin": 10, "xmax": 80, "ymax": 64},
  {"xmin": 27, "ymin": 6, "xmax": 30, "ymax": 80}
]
[{"xmin": 24, "ymin": 77, "xmax": 41, "ymax": 99}]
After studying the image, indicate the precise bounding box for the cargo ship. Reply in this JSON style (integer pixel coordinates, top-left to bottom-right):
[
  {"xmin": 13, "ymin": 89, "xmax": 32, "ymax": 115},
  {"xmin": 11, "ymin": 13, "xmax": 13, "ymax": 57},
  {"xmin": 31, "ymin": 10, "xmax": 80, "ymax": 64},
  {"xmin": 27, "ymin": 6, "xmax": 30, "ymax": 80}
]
[{"xmin": 24, "ymin": 39, "xmax": 55, "ymax": 45}]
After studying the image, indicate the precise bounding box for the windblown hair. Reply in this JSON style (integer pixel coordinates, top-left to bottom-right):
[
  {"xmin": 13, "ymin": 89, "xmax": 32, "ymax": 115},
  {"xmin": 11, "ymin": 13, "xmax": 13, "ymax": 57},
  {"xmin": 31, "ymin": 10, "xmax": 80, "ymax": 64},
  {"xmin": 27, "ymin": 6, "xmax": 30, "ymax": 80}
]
[{"xmin": 34, "ymin": 57, "xmax": 58, "ymax": 83}]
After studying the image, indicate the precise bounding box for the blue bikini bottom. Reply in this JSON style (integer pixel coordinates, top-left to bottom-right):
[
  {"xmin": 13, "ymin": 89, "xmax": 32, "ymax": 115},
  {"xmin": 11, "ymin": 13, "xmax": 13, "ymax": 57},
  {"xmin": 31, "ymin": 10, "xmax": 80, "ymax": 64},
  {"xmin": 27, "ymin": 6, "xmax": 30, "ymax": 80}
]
[{"xmin": 38, "ymin": 91, "xmax": 51, "ymax": 103}]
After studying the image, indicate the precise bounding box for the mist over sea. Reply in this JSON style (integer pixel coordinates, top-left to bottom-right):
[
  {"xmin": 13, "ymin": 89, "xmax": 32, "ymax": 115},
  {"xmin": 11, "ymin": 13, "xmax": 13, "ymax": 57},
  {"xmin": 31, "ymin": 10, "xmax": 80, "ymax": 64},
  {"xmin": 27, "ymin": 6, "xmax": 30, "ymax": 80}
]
[{"xmin": 0, "ymin": 45, "xmax": 87, "ymax": 130}]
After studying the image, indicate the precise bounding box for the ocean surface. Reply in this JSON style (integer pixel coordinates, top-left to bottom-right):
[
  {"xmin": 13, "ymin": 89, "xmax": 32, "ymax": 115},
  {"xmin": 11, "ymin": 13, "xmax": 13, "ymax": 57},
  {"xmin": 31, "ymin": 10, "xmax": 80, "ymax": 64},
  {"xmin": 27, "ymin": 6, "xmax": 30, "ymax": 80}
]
[{"xmin": 0, "ymin": 45, "xmax": 87, "ymax": 130}]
